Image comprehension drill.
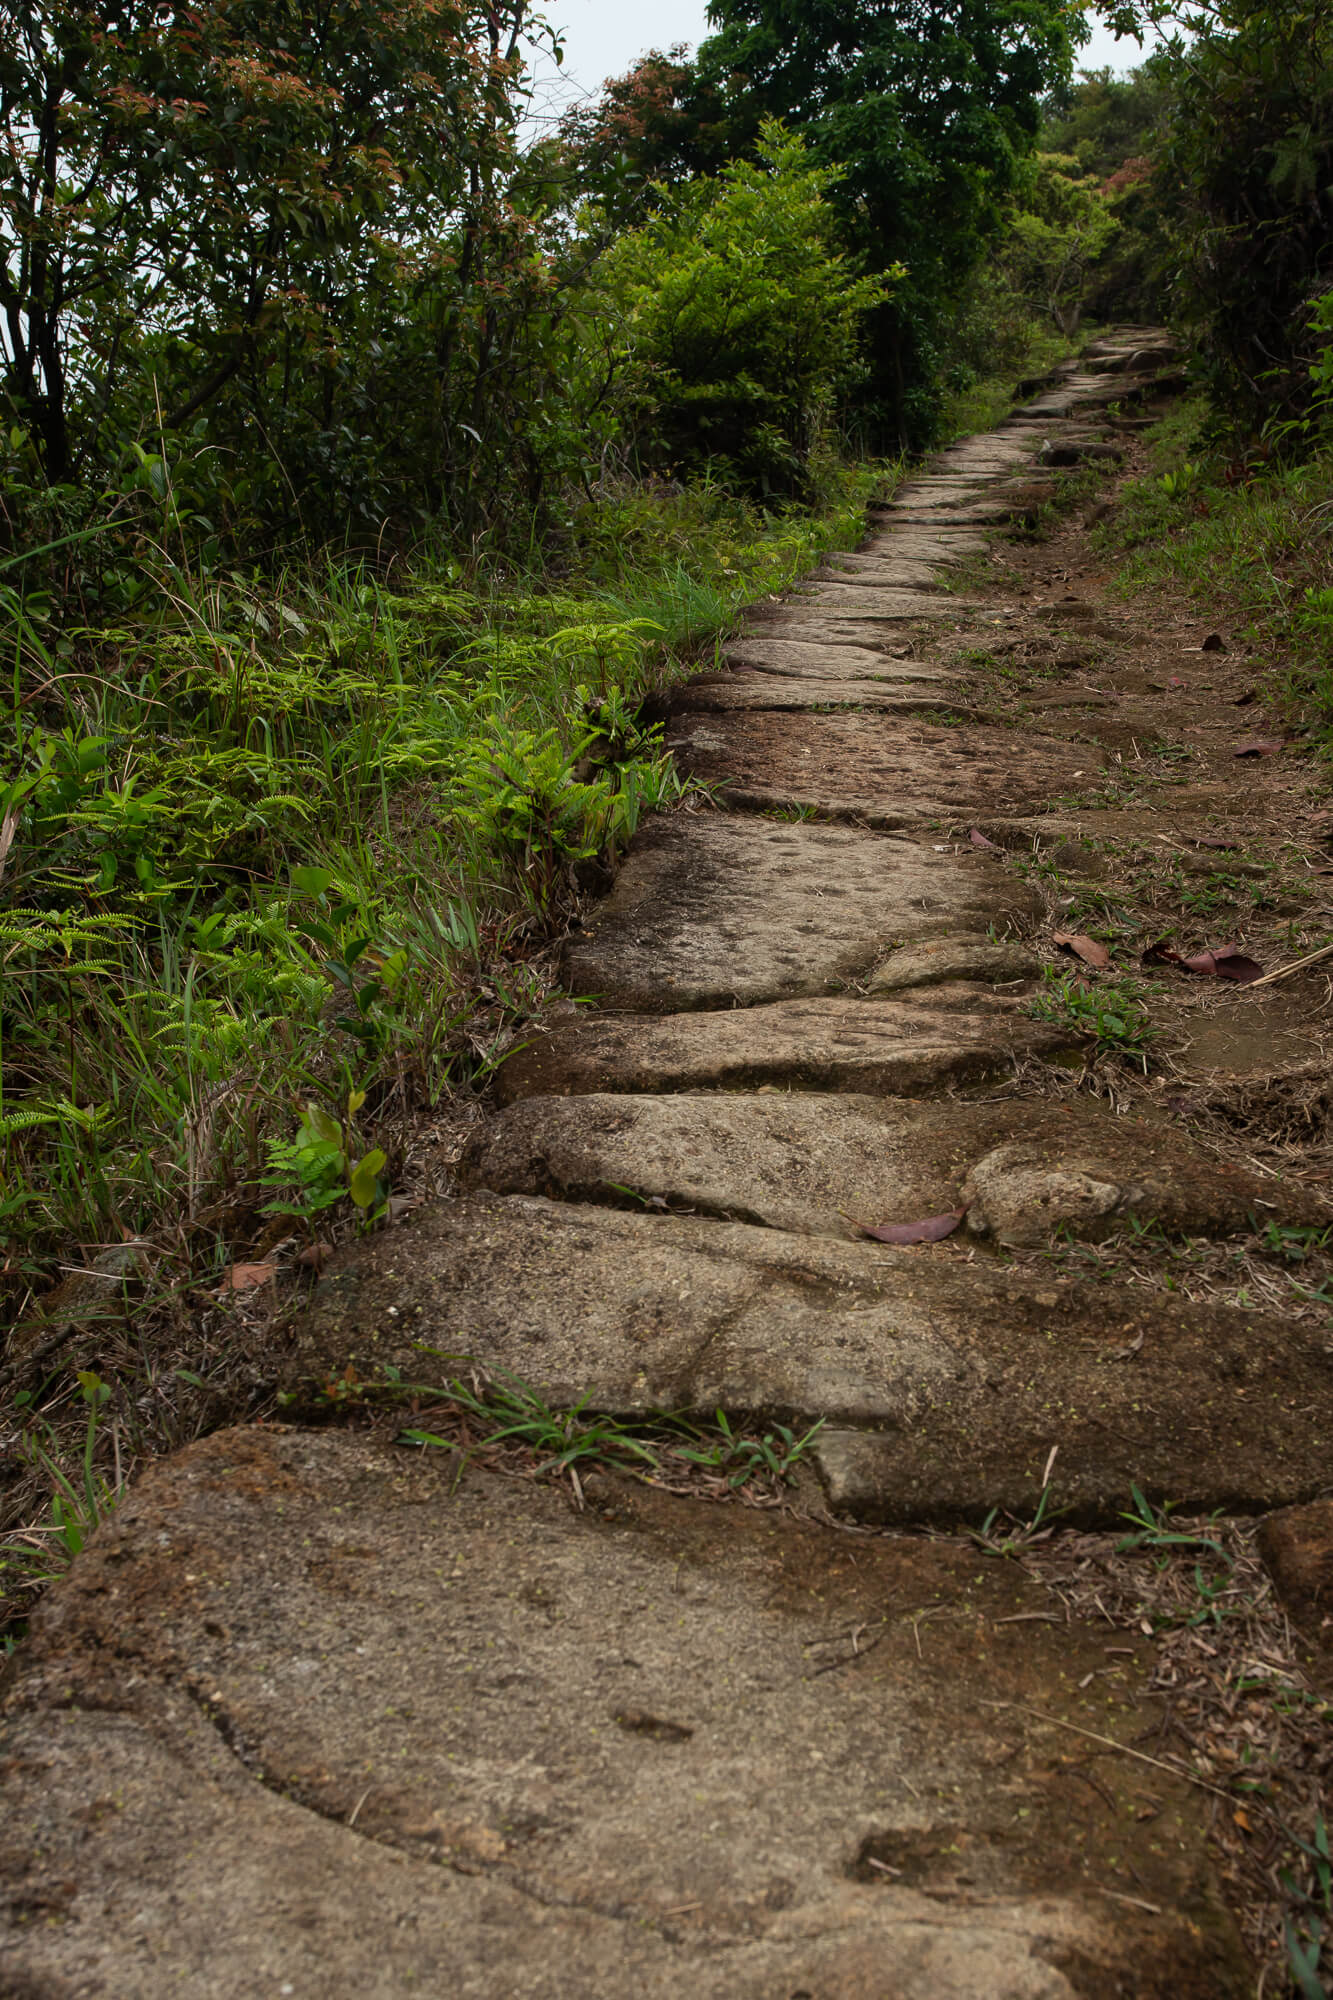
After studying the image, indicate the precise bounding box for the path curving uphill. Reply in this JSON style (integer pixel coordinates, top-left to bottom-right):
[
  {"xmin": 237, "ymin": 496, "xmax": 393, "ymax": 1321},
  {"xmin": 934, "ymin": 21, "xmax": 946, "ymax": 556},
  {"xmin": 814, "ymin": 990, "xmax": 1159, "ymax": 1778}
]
[{"xmin": 5, "ymin": 333, "xmax": 1330, "ymax": 1997}]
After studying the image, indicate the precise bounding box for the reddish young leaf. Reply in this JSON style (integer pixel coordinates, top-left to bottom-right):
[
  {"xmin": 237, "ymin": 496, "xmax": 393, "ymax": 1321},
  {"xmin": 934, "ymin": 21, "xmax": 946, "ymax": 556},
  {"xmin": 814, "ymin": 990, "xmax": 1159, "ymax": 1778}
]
[
  {"xmin": 1233, "ymin": 738, "xmax": 1284, "ymax": 757},
  {"xmin": 1167, "ymin": 675, "xmax": 1187, "ymax": 688},
  {"xmin": 851, "ymin": 1209, "xmax": 968, "ymax": 1245},
  {"xmin": 1180, "ymin": 946, "xmax": 1264, "ymax": 983},
  {"xmin": 1194, "ymin": 834, "xmax": 1237, "ymax": 850},
  {"xmin": 1053, "ymin": 931, "xmax": 1111, "ymax": 969},
  {"xmin": 969, "ymin": 827, "xmax": 1001, "ymax": 852}
]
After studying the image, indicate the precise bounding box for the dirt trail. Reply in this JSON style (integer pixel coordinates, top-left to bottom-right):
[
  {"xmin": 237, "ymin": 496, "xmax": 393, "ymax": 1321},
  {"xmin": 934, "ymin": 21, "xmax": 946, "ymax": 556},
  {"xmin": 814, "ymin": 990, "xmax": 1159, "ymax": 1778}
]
[{"xmin": 4, "ymin": 332, "xmax": 1331, "ymax": 1997}]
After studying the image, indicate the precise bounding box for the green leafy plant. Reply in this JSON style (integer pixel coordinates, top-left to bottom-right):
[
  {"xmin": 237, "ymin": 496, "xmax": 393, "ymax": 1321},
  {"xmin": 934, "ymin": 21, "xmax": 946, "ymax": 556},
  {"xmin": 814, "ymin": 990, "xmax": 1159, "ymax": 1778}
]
[
  {"xmin": 1028, "ymin": 969, "xmax": 1159, "ymax": 1068},
  {"xmin": 4, "ymin": 1372, "xmax": 123, "ymax": 1589}
]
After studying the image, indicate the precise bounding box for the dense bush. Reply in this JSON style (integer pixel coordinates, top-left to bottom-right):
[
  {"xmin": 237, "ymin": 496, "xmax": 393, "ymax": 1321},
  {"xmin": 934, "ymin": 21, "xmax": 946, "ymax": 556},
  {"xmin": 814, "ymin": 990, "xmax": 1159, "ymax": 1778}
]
[{"xmin": 603, "ymin": 123, "xmax": 888, "ymax": 496}]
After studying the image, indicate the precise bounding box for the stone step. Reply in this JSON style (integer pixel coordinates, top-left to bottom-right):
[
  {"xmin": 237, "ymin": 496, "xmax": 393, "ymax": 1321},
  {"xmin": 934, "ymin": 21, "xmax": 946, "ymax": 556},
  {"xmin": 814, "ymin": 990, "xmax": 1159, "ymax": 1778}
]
[
  {"xmin": 464, "ymin": 1089, "xmax": 1314, "ymax": 1247},
  {"xmin": 495, "ymin": 995, "xmax": 1077, "ymax": 1102},
  {"xmin": 286, "ymin": 1192, "xmax": 1333, "ymax": 1521},
  {"xmin": 0, "ymin": 1428, "xmax": 1250, "ymax": 1997},
  {"xmin": 559, "ymin": 814, "xmax": 1042, "ymax": 1012},
  {"xmin": 665, "ymin": 712, "xmax": 1101, "ymax": 828}
]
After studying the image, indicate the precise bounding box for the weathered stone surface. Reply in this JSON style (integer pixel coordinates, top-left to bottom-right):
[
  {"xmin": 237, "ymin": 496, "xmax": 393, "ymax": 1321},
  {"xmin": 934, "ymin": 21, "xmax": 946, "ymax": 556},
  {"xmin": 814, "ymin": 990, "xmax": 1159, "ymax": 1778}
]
[
  {"xmin": 755, "ymin": 588, "xmax": 971, "ymax": 624},
  {"xmin": 812, "ymin": 556, "xmax": 948, "ymax": 589},
  {"xmin": 465, "ymin": 1091, "xmax": 1302, "ymax": 1248},
  {"xmin": 668, "ymin": 712, "xmax": 1101, "ymax": 827},
  {"xmin": 562, "ymin": 815, "xmax": 1041, "ymax": 1012},
  {"xmin": 0, "ymin": 1428, "xmax": 1249, "ymax": 1998},
  {"xmin": 1257, "ymin": 1500, "xmax": 1333, "ymax": 1684},
  {"xmin": 721, "ymin": 636, "xmax": 953, "ymax": 682},
  {"xmin": 868, "ymin": 936, "xmax": 1041, "ymax": 993},
  {"xmin": 496, "ymin": 997, "xmax": 1077, "ymax": 1102},
  {"xmin": 285, "ymin": 1194, "xmax": 1333, "ymax": 1521},
  {"xmin": 678, "ymin": 669, "xmax": 968, "ymax": 715}
]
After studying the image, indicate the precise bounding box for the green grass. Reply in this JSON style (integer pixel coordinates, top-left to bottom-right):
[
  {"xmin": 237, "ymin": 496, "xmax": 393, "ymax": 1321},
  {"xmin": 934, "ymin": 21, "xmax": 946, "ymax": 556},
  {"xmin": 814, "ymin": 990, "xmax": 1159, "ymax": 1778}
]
[
  {"xmin": 1098, "ymin": 396, "xmax": 1333, "ymax": 759},
  {"xmin": 1028, "ymin": 967, "xmax": 1160, "ymax": 1068},
  {"xmin": 0, "ymin": 463, "xmax": 892, "ymax": 1321}
]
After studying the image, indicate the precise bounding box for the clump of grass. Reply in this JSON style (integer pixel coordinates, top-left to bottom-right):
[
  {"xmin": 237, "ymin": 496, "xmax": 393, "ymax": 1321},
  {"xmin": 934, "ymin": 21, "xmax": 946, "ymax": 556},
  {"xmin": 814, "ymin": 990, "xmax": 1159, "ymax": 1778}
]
[{"xmin": 1028, "ymin": 967, "xmax": 1159, "ymax": 1069}]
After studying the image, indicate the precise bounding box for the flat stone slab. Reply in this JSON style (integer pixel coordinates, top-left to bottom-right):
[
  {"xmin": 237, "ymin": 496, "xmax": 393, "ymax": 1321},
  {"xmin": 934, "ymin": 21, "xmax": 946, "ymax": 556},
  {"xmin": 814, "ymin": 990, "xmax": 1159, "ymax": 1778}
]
[
  {"xmin": 668, "ymin": 713, "xmax": 1101, "ymax": 827},
  {"xmin": 286, "ymin": 1194, "xmax": 1333, "ymax": 1521},
  {"xmin": 561, "ymin": 816, "xmax": 1040, "ymax": 1011},
  {"xmin": 465, "ymin": 1091, "xmax": 1311, "ymax": 1247},
  {"xmin": 497, "ymin": 997, "xmax": 1077, "ymax": 1102},
  {"xmin": 758, "ymin": 588, "xmax": 969, "ymax": 624},
  {"xmin": 677, "ymin": 670, "xmax": 968, "ymax": 715},
  {"xmin": 721, "ymin": 637, "xmax": 952, "ymax": 682},
  {"xmin": 0, "ymin": 1428, "xmax": 1249, "ymax": 1998}
]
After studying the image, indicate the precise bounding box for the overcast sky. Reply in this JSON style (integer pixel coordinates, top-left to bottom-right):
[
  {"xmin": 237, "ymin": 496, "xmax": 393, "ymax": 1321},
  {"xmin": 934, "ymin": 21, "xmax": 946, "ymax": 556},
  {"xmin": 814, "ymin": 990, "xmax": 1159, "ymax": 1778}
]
[{"xmin": 534, "ymin": 3, "xmax": 1146, "ymax": 117}]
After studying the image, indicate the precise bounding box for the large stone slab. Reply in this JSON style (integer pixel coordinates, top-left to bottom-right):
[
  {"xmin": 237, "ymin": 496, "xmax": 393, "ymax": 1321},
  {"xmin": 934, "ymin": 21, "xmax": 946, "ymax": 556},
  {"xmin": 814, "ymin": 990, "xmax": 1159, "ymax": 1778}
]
[
  {"xmin": 677, "ymin": 669, "xmax": 969, "ymax": 715},
  {"xmin": 285, "ymin": 1194, "xmax": 1333, "ymax": 1521},
  {"xmin": 721, "ymin": 637, "xmax": 954, "ymax": 682},
  {"xmin": 668, "ymin": 713, "xmax": 1101, "ymax": 827},
  {"xmin": 561, "ymin": 816, "xmax": 1041, "ymax": 1011},
  {"xmin": 756, "ymin": 588, "xmax": 970, "ymax": 624},
  {"xmin": 464, "ymin": 1092, "xmax": 1308, "ymax": 1247},
  {"xmin": 497, "ymin": 997, "xmax": 1078, "ymax": 1102},
  {"xmin": 0, "ymin": 1428, "xmax": 1249, "ymax": 1998}
]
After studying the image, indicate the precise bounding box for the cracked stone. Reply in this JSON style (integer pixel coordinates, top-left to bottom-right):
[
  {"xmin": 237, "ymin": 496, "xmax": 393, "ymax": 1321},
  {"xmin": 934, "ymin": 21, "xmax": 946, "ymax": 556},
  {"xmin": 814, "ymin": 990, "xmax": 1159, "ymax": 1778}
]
[
  {"xmin": 465, "ymin": 1092, "xmax": 1302, "ymax": 1250},
  {"xmin": 867, "ymin": 937, "xmax": 1041, "ymax": 993},
  {"xmin": 0, "ymin": 1428, "xmax": 1249, "ymax": 1997},
  {"xmin": 283, "ymin": 1193, "xmax": 1333, "ymax": 1521},
  {"xmin": 496, "ymin": 995, "xmax": 1076, "ymax": 1101},
  {"xmin": 561, "ymin": 816, "xmax": 1041, "ymax": 1013}
]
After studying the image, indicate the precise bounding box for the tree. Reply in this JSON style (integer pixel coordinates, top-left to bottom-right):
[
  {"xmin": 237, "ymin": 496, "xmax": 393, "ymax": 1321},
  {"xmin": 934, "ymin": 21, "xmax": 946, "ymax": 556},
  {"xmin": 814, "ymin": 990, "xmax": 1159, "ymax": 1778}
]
[
  {"xmin": 581, "ymin": 0, "xmax": 1079, "ymax": 445},
  {"xmin": 604, "ymin": 120, "xmax": 890, "ymax": 494},
  {"xmin": 0, "ymin": 0, "xmax": 566, "ymax": 540}
]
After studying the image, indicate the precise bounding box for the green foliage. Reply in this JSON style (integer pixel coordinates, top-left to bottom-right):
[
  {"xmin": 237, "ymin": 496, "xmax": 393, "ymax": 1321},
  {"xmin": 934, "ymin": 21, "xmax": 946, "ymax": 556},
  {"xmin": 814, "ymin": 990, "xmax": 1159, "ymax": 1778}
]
[
  {"xmin": 567, "ymin": 0, "xmax": 1079, "ymax": 448},
  {"xmin": 1110, "ymin": 0, "xmax": 1333, "ymax": 439},
  {"xmin": 0, "ymin": 464, "xmax": 889, "ymax": 1312},
  {"xmin": 606, "ymin": 122, "xmax": 889, "ymax": 495},
  {"xmin": 1028, "ymin": 968, "xmax": 1159, "ymax": 1067},
  {"xmin": 3, "ymin": 1371, "xmax": 122, "ymax": 1590}
]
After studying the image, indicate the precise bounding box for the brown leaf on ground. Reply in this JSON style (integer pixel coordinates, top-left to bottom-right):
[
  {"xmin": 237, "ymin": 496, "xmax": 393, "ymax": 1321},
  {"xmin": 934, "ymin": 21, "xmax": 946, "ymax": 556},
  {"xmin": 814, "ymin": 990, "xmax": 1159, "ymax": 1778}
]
[
  {"xmin": 1233, "ymin": 738, "xmax": 1284, "ymax": 757},
  {"xmin": 849, "ymin": 1208, "xmax": 968, "ymax": 1245},
  {"xmin": 969, "ymin": 827, "xmax": 1001, "ymax": 852},
  {"xmin": 1194, "ymin": 834, "xmax": 1238, "ymax": 850},
  {"xmin": 1182, "ymin": 946, "xmax": 1264, "ymax": 982},
  {"xmin": 1143, "ymin": 940, "xmax": 1263, "ymax": 982},
  {"xmin": 295, "ymin": 1242, "xmax": 333, "ymax": 1273},
  {"xmin": 1053, "ymin": 931, "xmax": 1110, "ymax": 969},
  {"xmin": 1201, "ymin": 632, "xmax": 1227, "ymax": 653},
  {"xmin": 1232, "ymin": 688, "xmax": 1258, "ymax": 706},
  {"xmin": 213, "ymin": 1261, "xmax": 278, "ymax": 1297}
]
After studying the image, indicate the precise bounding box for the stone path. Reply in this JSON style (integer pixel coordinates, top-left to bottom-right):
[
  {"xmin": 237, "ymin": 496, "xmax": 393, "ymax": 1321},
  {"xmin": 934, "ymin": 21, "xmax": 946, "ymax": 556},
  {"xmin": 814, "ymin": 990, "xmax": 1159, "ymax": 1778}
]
[{"xmin": 6, "ymin": 332, "xmax": 1330, "ymax": 1996}]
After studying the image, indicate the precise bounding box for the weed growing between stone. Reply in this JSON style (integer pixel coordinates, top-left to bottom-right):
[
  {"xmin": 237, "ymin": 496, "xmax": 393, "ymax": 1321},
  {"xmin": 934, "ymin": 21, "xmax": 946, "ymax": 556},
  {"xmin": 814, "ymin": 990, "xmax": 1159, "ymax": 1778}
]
[{"xmin": 295, "ymin": 1358, "xmax": 826, "ymax": 1504}]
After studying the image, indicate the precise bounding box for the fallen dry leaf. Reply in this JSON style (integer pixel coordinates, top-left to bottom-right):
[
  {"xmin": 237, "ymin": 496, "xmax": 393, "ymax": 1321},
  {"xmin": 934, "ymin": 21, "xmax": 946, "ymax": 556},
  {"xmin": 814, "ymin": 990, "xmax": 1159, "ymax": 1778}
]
[
  {"xmin": 969, "ymin": 827, "xmax": 1001, "ymax": 852},
  {"xmin": 1053, "ymin": 931, "xmax": 1111, "ymax": 969},
  {"xmin": 295, "ymin": 1241, "xmax": 333, "ymax": 1273},
  {"xmin": 1142, "ymin": 940, "xmax": 1263, "ymax": 982},
  {"xmin": 1231, "ymin": 688, "xmax": 1258, "ymax": 706},
  {"xmin": 1233, "ymin": 738, "xmax": 1284, "ymax": 758},
  {"xmin": 1182, "ymin": 946, "xmax": 1264, "ymax": 982},
  {"xmin": 214, "ymin": 1261, "xmax": 277, "ymax": 1297},
  {"xmin": 1194, "ymin": 834, "xmax": 1238, "ymax": 850},
  {"xmin": 849, "ymin": 1208, "xmax": 968, "ymax": 1246},
  {"xmin": 1201, "ymin": 632, "xmax": 1226, "ymax": 653}
]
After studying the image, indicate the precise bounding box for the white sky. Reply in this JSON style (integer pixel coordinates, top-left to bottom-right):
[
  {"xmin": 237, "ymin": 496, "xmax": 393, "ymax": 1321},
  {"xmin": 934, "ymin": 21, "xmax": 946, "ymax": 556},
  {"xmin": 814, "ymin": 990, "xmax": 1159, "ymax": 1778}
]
[{"xmin": 533, "ymin": 3, "xmax": 1148, "ymax": 119}]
